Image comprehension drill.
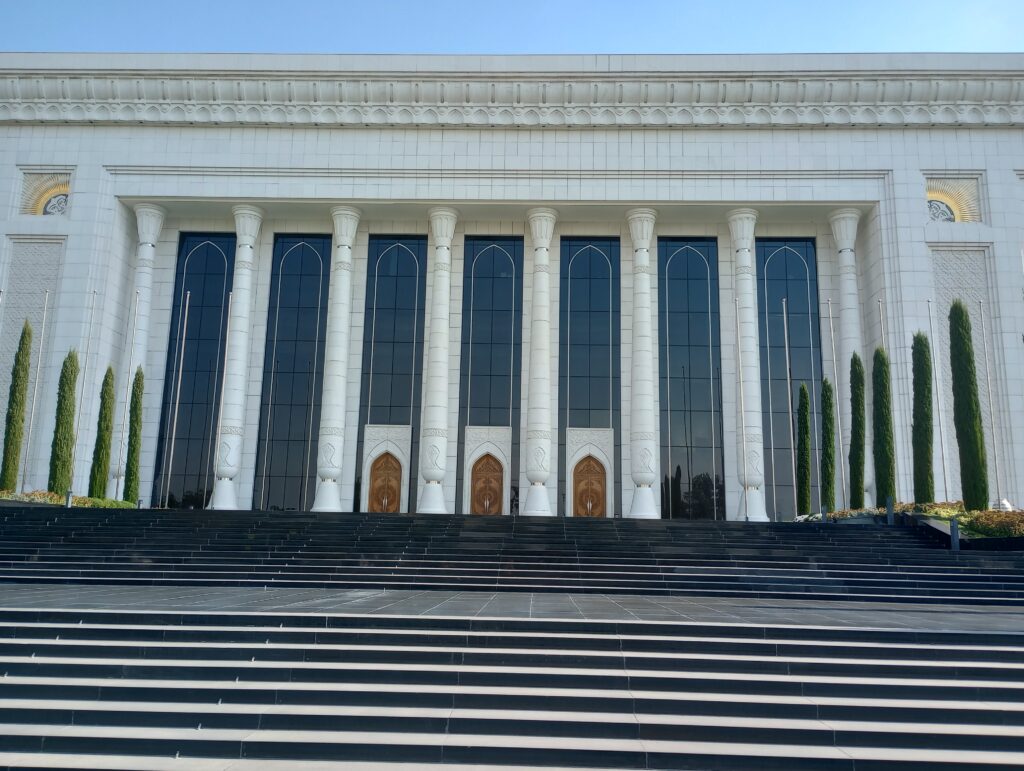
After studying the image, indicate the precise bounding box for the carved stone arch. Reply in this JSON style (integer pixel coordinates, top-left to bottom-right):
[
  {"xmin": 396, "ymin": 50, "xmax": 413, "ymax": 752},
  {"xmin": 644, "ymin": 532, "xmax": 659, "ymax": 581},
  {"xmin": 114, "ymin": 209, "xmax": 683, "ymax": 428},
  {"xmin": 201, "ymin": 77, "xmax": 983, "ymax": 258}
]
[
  {"xmin": 368, "ymin": 452, "xmax": 402, "ymax": 513},
  {"xmin": 470, "ymin": 454, "xmax": 503, "ymax": 515},
  {"xmin": 573, "ymin": 455, "xmax": 606, "ymax": 518}
]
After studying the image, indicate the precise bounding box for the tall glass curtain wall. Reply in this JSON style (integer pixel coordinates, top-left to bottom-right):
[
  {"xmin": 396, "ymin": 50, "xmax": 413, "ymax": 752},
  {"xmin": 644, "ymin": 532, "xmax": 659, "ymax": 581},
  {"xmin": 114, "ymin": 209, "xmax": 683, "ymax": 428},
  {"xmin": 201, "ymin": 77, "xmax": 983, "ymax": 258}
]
[
  {"xmin": 558, "ymin": 238, "xmax": 622, "ymax": 515},
  {"xmin": 756, "ymin": 238, "xmax": 823, "ymax": 521},
  {"xmin": 353, "ymin": 237, "xmax": 428, "ymax": 511},
  {"xmin": 657, "ymin": 238, "xmax": 726, "ymax": 519},
  {"xmin": 252, "ymin": 235, "xmax": 331, "ymax": 511},
  {"xmin": 152, "ymin": 234, "xmax": 235, "ymax": 508},
  {"xmin": 455, "ymin": 237, "xmax": 524, "ymax": 514}
]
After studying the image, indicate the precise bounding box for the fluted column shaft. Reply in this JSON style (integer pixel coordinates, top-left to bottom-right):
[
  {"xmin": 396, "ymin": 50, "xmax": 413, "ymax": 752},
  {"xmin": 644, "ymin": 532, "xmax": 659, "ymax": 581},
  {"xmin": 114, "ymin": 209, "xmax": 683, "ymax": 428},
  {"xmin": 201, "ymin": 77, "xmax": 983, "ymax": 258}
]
[
  {"xmin": 110, "ymin": 204, "xmax": 165, "ymax": 498},
  {"xmin": 418, "ymin": 207, "xmax": 458, "ymax": 514},
  {"xmin": 626, "ymin": 208, "xmax": 659, "ymax": 518},
  {"xmin": 209, "ymin": 205, "xmax": 263, "ymax": 510},
  {"xmin": 728, "ymin": 208, "xmax": 769, "ymax": 521},
  {"xmin": 829, "ymin": 207, "xmax": 869, "ymax": 506},
  {"xmin": 311, "ymin": 206, "xmax": 361, "ymax": 512},
  {"xmin": 523, "ymin": 208, "xmax": 558, "ymax": 516}
]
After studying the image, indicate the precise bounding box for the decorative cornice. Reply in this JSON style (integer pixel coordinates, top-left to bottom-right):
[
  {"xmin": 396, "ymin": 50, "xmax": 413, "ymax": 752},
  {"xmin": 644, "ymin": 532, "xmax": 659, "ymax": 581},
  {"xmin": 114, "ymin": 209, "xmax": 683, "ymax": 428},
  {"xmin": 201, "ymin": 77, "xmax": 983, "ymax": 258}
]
[{"xmin": 4, "ymin": 63, "xmax": 1023, "ymax": 129}]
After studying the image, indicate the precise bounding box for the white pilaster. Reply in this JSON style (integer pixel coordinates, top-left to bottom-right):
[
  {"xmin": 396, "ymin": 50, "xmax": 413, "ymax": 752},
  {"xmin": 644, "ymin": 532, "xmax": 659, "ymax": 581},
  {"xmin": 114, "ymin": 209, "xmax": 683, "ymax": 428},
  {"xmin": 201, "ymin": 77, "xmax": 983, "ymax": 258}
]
[
  {"xmin": 625, "ymin": 208, "xmax": 659, "ymax": 518},
  {"xmin": 109, "ymin": 203, "xmax": 165, "ymax": 499},
  {"xmin": 311, "ymin": 206, "xmax": 361, "ymax": 512},
  {"xmin": 523, "ymin": 207, "xmax": 558, "ymax": 516},
  {"xmin": 208, "ymin": 205, "xmax": 263, "ymax": 510},
  {"xmin": 418, "ymin": 207, "xmax": 458, "ymax": 513},
  {"xmin": 829, "ymin": 207, "xmax": 867, "ymax": 508},
  {"xmin": 728, "ymin": 208, "xmax": 769, "ymax": 522}
]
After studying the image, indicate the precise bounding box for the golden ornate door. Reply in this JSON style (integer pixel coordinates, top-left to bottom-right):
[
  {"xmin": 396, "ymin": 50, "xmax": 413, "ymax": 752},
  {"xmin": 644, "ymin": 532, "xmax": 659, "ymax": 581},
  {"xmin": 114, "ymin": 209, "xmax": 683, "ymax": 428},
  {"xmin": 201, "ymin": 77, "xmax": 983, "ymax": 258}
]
[
  {"xmin": 470, "ymin": 454, "xmax": 503, "ymax": 515},
  {"xmin": 573, "ymin": 456, "xmax": 606, "ymax": 517},
  {"xmin": 367, "ymin": 452, "xmax": 401, "ymax": 513}
]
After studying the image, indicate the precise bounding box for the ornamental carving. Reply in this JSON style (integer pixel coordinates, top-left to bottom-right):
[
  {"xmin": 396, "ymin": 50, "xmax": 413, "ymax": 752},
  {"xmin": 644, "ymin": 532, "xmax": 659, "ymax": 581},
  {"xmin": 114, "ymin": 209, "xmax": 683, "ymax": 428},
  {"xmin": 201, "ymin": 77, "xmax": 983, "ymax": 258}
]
[
  {"xmin": 470, "ymin": 454, "xmax": 503, "ymax": 515},
  {"xmin": 573, "ymin": 456, "xmax": 606, "ymax": 517},
  {"xmin": 368, "ymin": 452, "xmax": 401, "ymax": 513}
]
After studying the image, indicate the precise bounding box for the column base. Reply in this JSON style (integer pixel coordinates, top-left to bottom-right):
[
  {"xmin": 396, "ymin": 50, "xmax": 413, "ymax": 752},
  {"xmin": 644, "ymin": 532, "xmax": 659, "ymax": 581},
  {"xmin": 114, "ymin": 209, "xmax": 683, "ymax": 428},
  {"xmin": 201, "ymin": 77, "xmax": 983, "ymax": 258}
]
[
  {"xmin": 311, "ymin": 479, "xmax": 341, "ymax": 512},
  {"xmin": 626, "ymin": 485, "xmax": 659, "ymax": 519},
  {"xmin": 105, "ymin": 476, "xmax": 121, "ymax": 502},
  {"xmin": 418, "ymin": 481, "xmax": 448, "ymax": 514},
  {"xmin": 208, "ymin": 478, "xmax": 238, "ymax": 510},
  {"xmin": 740, "ymin": 487, "xmax": 769, "ymax": 522},
  {"xmin": 522, "ymin": 483, "xmax": 553, "ymax": 516}
]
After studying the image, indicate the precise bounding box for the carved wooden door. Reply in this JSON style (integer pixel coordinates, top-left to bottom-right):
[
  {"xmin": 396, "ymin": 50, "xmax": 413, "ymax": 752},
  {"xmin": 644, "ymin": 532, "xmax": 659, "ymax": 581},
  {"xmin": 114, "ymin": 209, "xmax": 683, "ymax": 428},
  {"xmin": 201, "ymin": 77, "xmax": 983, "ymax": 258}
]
[
  {"xmin": 367, "ymin": 452, "xmax": 401, "ymax": 513},
  {"xmin": 470, "ymin": 454, "xmax": 503, "ymax": 515},
  {"xmin": 573, "ymin": 456, "xmax": 606, "ymax": 517}
]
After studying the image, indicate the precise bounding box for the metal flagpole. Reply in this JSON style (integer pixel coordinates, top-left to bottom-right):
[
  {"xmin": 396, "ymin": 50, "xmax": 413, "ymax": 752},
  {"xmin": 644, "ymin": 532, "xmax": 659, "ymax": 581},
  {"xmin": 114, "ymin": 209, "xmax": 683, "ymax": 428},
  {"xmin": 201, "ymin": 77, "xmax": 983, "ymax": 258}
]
[
  {"xmin": 115, "ymin": 290, "xmax": 140, "ymax": 501},
  {"xmin": 210, "ymin": 291, "xmax": 233, "ymax": 508},
  {"xmin": 826, "ymin": 299, "xmax": 846, "ymax": 509},
  {"xmin": 163, "ymin": 290, "xmax": 191, "ymax": 509},
  {"xmin": 707, "ymin": 278, "xmax": 718, "ymax": 520},
  {"xmin": 70, "ymin": 290, "xmax": 98, "ymax": 495},
  {"xmin": 978, "ymin": 300, "xmax": 1003, "ymax": 507},
  {"xmin": 21, "ymin": 290, "xmax": 50, "ymax": 492},
  {"xmin": 927, "ymin": 299, "xmax": 948, "ymax": 502},
  {"xmin": 782, "ymin": 298, "xmax": 797, "ymax": 515},
  {"xmin": 762, "ymin": 283, "xmax": 778, "ymax": 515},
  {"xmin": 735, "ymin": 297, "xmax": 748, "ymax": 521}
]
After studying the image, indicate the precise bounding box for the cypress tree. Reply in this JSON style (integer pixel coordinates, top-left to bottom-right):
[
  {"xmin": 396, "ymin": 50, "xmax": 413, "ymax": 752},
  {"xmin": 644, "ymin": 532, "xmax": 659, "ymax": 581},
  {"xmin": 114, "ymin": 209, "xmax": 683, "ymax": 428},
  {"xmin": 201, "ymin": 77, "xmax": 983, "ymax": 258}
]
[
  {"xmin": 48, "ymin": 350, "xmax": 79, "ymax": 494},
  {"xmin": 820, "ymin": 377, "xmax": 835, "ymax": 513},
  {"xmin": 1, "ymin": 320, "xmax": 32, "ymax": 490},
  {"xmin": 88, "ymin": 366, "xmax": 115, "ymax": 498},
  {"xmin": 796, "ymin": 383, "xmax": 811, "ymax": 516},
  {"xmin": 849, "ymin": 353, "xmax": 866, "ymax": 509},
  {"xmin": 123, "ymin": 366, "xmax": 144, "ymax": 504},
  {"xmin": 911, "ymin": 332, "xmax": 934, "ymax": 504},
  {"xmin": 872, "ymin": 347, "xmax": 896, "ymax": 507},
  {"xmin": 948, "ymin": 300, "xmax": 988, "ymax": 511}
]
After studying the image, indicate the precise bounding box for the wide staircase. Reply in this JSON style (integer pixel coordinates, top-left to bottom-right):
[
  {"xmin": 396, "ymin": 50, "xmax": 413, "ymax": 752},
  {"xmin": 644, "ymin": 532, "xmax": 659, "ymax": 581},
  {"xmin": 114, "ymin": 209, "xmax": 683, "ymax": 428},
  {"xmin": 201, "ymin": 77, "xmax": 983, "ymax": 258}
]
[{"xmin": 0, "ymin": 507, "xmax": 1023, "ymax": 769}]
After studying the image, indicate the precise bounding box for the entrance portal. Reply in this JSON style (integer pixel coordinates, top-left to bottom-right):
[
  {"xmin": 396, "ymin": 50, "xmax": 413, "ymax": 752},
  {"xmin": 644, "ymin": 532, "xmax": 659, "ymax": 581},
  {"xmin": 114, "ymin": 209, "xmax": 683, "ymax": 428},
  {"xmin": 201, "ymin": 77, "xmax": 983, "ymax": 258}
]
[
  {"xmin": 573, "ymin": 456, "xmax": 606, "ymax": 517},
  {"xmin": 470, "ymin": 454, "xmax": 503, "ymax": 515},
  {"xmin": 367, "ymin": 452, "xmax": 401, "ymax": 513}
]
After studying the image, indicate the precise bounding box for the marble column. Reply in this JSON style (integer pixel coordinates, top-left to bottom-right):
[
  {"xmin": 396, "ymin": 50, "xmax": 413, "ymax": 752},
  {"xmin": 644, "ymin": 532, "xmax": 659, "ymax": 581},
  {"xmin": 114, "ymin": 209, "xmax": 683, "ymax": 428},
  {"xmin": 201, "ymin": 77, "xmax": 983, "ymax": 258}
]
[
  {"xmin": 110, "ymin": 203, "xmax": 165, "ymax": 499},
  {"xmin": 418, "ymin": 207, "xmax": 458, "ymax": 514},
  {"xmin": 829, "ymin": 207, "xmax": 869, "ymax": 507},
  {"xmin": 208, "ymin": 205, "xmax": 263, "ymax": 510},
  {"xmin": 625, "ymin": 208, "xmax": 659, "ymax": 518},
  {"xmin": 311, "ymin": 206, "xmax": 361, "ymax": 512},
  {"xmin": 728, "ymin": 208, "xmax": 769, "ymax": 522},
  {"xmin": 523, "ymin": 207, "xmax": 558, "ymax": 516}
]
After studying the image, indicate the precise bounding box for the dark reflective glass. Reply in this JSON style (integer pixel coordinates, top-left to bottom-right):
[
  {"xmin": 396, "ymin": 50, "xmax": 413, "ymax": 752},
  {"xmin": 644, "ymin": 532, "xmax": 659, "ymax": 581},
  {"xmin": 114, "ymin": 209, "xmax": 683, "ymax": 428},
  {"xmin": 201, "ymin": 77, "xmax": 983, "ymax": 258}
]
[
  {"xmin": 756, "ymin": 239, "xmax": 824, "ymax": 521},
  {"xmin": 658, "ymin": 239, "xmax": 726, "ymax": 520},
  {"xmin": 152, "ymin": 233, "xmax": 235, "ymax": 509}
]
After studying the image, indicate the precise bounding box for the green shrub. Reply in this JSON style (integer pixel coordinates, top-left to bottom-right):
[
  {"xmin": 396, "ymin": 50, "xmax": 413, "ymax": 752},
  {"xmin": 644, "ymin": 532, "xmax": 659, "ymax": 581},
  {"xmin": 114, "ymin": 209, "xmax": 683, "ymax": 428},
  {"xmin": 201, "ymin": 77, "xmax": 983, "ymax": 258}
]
[
  {"xmin": 968, "ymin": 510, "xmax": 1024, "ymax": 539},
  {"xmin": 47, "ymin": 350, "xmax": 79, "ymax": 494},
  {"xmin": 820, "ymin": 377, "xmax": 835, "ymax": 513},
  {"xmin": 948, "ymin": 300, "xmax": 988, "ymax": 512},
  {"xmin": 911, "ymin": 332, "xmax": 934, "ymax": 504},
  {"xmin": 849, "ymin": 353, "xmax": 866, "ymax": 509},
  {"xmin": 872, "ymin": 348, "xmax": 896, "ymax": 507},
  {"xmin": 1, "ymin": 320, "xmax": 32, "ymax": 490},
  {"xmin": 88, "ymin": 366, "xmax": 115, "ymax": 498},
  {"xmin": 123, "ymin": 366, "xmax": 144, "ymax": 503},
  {"xmin": 796, "ymin": 383, "xmax": 811, "ymax": 516}
]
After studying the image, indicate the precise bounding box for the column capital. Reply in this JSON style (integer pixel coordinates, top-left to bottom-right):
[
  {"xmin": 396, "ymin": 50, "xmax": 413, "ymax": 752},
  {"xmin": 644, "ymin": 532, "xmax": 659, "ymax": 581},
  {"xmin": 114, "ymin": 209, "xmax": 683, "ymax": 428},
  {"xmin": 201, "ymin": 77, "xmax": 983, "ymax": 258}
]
[
  {"xmin": 133, "ymin": 204, "xmax": 165, "ymax": 247},
  {"xmin": 726, "ymin": 208, "xmax": 758, "ymax": 252},
  {"xmin": 330, "ymin": 205, "xmax": 361, "ymax": 249},
  {"xmin": 428, "ymin": 207, "xmax": 459, "ymax": 248},
  {"xmin": 626, "ymin": 208, "xmax": 657, "ymax": 251},
  {"xmin": 232, "ymin": 205, "xmax": 264, "ymax": 247},
  {"xmin": 828, "ymin": 207, "xmax": 862, "ymax": 252},
  {"xmin": 527, "ymin": 207, "xmax": 558, "ymax": 250}
]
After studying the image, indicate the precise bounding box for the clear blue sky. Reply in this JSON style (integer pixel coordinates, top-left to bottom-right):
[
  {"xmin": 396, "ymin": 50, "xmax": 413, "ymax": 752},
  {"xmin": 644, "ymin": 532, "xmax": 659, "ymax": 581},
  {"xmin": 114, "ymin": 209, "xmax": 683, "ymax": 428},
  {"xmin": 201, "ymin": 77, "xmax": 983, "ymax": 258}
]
[{"xmin": 3, "ymin": 0, "xmax": 1022, "ymax": 54}]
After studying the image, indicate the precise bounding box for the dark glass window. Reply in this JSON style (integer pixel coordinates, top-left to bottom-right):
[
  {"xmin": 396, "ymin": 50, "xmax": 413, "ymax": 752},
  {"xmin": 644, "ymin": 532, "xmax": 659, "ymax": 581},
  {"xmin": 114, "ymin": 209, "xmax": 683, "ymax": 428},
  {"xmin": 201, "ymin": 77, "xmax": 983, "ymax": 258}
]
[
  {"xmin": 756, "ymin": 238, "xmax": 823, "ymax": 521},
  {"xmin": 455, "ymin": 237, "xmax": 524, "ymax": 514},
  {"xmin": 152, "ymin": 234, "xmax": 235, "ymax": 509},
  {"xmin": 354, "ymin": 236, "xmax": 428, "ymax": 511},
  {"xmin": 658, "ymin": 238, "xmax": 726, "ymax": 520},
  {"xmin": 558, "ymin": 238, "xmax": 621, "ymax": 516},
  {"xmin": 253, "ymin": 235, "xmax": 331, "ymax": 511}
]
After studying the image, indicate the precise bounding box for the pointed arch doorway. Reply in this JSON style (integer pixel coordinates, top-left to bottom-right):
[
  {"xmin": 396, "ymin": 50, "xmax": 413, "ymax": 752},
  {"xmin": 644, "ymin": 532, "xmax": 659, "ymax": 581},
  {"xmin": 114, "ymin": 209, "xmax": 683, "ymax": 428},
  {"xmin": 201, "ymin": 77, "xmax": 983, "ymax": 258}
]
[
  {"xmin": 470, "ymin": 454, "xmax": 503, "ymax": 515},
  {"xmin": 573, "ymin": 456, "xmax": 606, "ymax": 517},
  {"xmin": 367, "ymin": 452, "xmax": 402, "ymax": 513}
]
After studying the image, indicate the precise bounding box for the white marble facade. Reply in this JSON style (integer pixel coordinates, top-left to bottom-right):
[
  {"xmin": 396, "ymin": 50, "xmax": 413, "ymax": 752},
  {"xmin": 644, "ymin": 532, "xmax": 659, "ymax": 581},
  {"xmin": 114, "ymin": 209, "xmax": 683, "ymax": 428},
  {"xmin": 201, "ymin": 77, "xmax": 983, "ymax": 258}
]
[{"xmin": 1, "ymin": 52, "xmax": 1023, "ymax": 519}]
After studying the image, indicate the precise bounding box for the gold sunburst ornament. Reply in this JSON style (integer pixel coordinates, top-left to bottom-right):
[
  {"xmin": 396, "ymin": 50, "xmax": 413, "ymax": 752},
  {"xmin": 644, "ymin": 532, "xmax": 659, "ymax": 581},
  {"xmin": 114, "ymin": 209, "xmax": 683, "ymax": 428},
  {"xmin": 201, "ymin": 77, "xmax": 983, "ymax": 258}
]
[
  {"xmin": 925, "ymin": 177, "xmax": 981, "ymax": 223},
  {"xmin": 20, "ymin": 172, "xmax": 71, "ymax": 215}
]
